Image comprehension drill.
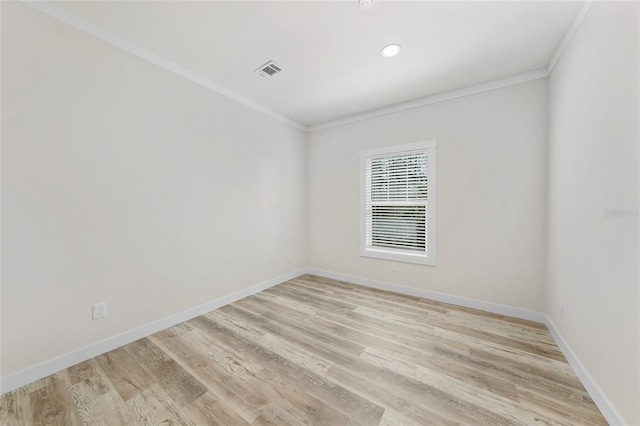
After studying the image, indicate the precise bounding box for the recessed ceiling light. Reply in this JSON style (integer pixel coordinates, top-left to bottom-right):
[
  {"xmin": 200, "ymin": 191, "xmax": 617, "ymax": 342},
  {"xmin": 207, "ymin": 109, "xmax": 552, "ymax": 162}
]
[
  {"xmin": 359, "ymin": 0, "xmax": 374, "ymax": 10},
  {"xmin": 381, "ymin": 44, "xmax": 402, "ymax": 58}
]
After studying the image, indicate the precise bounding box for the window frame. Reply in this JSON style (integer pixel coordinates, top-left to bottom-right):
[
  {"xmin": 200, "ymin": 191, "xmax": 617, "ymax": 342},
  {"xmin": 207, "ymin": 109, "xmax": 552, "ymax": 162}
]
[{"xmin": 359, "ymin": 140, "xmax": 437, "ymax": 266}]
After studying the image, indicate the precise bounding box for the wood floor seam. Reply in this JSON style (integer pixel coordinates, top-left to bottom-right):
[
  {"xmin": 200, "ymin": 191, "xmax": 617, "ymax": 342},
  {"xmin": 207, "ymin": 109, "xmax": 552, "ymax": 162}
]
[{"xmin": 0, "ymin": 274, "xmax": 608, "ymax": 425}]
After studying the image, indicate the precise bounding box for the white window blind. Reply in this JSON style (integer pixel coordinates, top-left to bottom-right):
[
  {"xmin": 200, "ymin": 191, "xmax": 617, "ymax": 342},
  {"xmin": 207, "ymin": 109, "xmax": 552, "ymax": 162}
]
[{"xmin": 360, "ymin": 141, "xmax": 436, "ymax": 265}]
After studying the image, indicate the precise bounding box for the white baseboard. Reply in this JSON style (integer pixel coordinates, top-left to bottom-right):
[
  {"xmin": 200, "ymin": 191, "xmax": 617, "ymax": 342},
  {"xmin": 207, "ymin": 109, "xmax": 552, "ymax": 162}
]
[
  {"xmin": 305, "ymin": 267, "xmax": 625, "ymax": 425},
  {"xmin": 305, "ymin": 268, "xmax": 547, "ymax": 323},
  {"xmin": 544, "ymin": 317, "xmax": 626, "ymax": 426},
  {"xmin": 2, "ymin": 267, "xmax": 625, "ymax": 426},
  {"xmin": 0, "ymin": 268, "xmax": 306, "ymax": 395}
]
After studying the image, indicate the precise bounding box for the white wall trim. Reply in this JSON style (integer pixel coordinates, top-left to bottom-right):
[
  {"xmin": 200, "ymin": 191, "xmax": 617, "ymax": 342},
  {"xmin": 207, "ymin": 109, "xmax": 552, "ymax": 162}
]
[
  {"xmin": 1, "ymin": 266, "xmax": 626, "ymax": 426},
  {"xmin": 544, "ymin": 317, "xmax": 626, "ymax": 426},
  {"xmin": 547, "ymin": 0, "xmax": 595, "ymax": 75},
  {"xmin": 21, "ymin": 0, "xmax": 308, "ymax": 132},
  {"xmin": 307, "ymin": 68, "xmax": 549, "ymax": 132},
  {"xmin": 0, "ymin": 268, "xmax": 306, "ymax": 395},
  {"xmin": 305, "ymin": 267, "xmax": 624, "ymax": 424},
  {"xmin": 20, "ymin": 0, "xmax": 593, "ymax": 134},
  {"xmin": 305, "ymin": 268, "xmax": 546, "ymax": 323}
]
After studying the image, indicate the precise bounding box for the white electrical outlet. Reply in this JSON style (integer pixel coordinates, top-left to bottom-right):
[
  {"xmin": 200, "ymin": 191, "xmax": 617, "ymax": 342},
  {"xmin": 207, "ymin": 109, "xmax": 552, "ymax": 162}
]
[
  {"xmin": 558, "ymin": 302, "xmax": 564, "ymax": 319},
  {"xmin": 392, "ymin": 262, "xmax": 399, "ymax": 272},
  {"xmin": 92, "ymin": 302, "xmax": 107, "ymax": 320},
  {"xmin": 287, "ymin": 253, "xmax": 293, "ymax": 263}
]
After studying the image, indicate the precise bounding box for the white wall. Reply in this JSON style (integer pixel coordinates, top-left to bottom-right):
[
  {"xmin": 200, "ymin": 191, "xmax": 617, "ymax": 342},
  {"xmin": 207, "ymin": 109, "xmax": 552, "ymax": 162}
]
[
  {"xmin": 308, "ymin": 79, "xmax": 548, "ymax": 311},
  {"xmin": 1, "ymin": 2, "xmax": 307, "ymax": 377},
  {"xmin": 546, "ymin": 2, "xmax": 639, "ymax": 424},
  {"xmin": 3, "ymin": 2, "xmax": 638, "ymax": 422}
]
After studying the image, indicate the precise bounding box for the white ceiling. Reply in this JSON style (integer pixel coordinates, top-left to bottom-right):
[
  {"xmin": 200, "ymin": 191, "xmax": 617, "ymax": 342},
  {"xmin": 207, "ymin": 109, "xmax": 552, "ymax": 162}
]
[{"xmin": 53, "ymin": 1, "xmax": 584, "ymax": 128}]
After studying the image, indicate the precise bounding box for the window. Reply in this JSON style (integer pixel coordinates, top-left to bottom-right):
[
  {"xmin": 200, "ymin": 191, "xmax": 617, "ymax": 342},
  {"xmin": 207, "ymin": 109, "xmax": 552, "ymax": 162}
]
[{"xmin": 360, "ymin": 141, "xmax": 436, "ymax": 265}]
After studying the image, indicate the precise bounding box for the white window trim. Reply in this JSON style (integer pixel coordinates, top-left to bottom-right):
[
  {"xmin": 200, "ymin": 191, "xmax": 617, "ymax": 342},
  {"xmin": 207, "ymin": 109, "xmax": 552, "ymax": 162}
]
[{"xmin": 359, "ymin": 140, "xmax": 437, "ymax": 266}]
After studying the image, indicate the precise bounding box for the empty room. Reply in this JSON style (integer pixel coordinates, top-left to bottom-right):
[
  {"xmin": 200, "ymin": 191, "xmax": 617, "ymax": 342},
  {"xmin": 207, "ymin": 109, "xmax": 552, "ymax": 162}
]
[{"xmin": 1, "ymin": 0, "xmax": 638, "ymax": 425}]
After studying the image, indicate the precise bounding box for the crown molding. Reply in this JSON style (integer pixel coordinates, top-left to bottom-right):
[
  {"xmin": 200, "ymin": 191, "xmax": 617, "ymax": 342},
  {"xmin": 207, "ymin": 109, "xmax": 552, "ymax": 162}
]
[
  {"xmin": 21, "ymin": 0, "xmax": 308, "ymax": 132},
  {"xmin": 307, "ymin": 68, "xmax": 549, "ymax": 132},
  {"xmin": 309, "ymin": 0, "xmax": 595, "ymax": 133},
  {"xmin": 22, "ymin": 0, "xmax": 594, "ymax": 134},
  {"xmin": 547, "ymin": 0, "xmax": 595, "ymax": 75}
]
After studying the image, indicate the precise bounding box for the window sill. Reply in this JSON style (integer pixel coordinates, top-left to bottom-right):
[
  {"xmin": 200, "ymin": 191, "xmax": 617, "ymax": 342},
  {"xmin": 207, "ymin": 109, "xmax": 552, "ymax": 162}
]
[{"xmin": 360, "ymin": 247, "xmax": 435, "ymax": 266}]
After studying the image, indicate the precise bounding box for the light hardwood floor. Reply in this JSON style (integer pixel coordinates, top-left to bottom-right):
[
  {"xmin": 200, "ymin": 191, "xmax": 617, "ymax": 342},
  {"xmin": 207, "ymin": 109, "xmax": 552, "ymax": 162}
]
[{"xmin": 1, "ymin": 274, "xmax": 607, "ymax": 425}]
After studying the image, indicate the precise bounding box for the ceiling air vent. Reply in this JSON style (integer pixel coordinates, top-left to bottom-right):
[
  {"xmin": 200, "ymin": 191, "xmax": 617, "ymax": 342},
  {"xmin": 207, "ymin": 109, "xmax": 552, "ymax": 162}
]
[{"xmin": 255, "ymin": 61, "xmax": 282, "ymax": 78}]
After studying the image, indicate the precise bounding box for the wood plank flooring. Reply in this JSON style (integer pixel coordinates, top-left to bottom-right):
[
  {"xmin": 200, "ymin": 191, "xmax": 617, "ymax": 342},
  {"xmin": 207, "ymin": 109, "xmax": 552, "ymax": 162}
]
[{"xmin": 0, "ymin": 274, "xmax": 607, "ymax": 425}]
